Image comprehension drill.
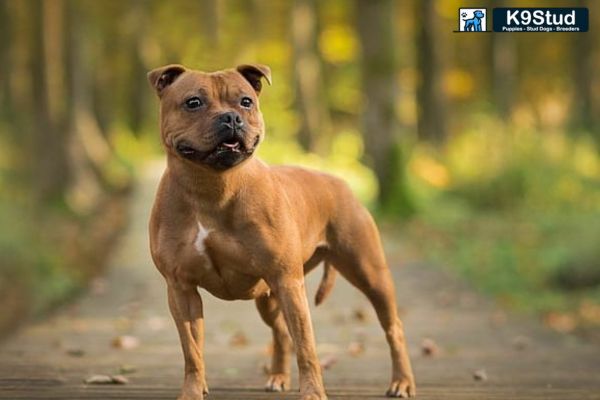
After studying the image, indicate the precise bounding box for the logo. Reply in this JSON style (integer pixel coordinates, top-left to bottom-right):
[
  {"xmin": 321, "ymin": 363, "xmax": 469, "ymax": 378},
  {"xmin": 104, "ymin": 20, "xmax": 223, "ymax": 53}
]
[
  {"xmin": 493, "ymin": 8, "xmax": 588, "ymax": 32},
  {"xmin": 457, "ymin": 8, "xmax": 488, "ymax": 32}
]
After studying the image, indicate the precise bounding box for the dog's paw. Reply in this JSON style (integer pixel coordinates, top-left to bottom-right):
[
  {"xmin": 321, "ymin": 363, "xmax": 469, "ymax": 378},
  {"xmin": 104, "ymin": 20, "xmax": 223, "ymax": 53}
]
[
  {"xmin": 300, "ymin": 391, "xmax": 328, "ymax": 400},
  {"xmin": 176, "ymin": 392, "xmax": 204, "ymax": 400},
  {"xmin": 177, "ymin": 381, "xmax": 209, "ymax": 400},
  {"xmin": 386, "ymin": 377, "xmax": 416, "ymax": 398},
  {"xmin": 265, "ymin": 373, "xmax": 290, "ymax": 392}
]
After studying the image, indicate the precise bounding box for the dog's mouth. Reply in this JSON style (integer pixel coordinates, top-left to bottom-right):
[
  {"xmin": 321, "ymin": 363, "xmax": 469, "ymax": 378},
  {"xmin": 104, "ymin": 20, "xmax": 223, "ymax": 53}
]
[
  {"xmin": 175, "ymin": 136, "xmax": 260, "ymax": 170},
  {"xmin": 214, "ymin": 138, "xmax": 245, "ymax": 154}
]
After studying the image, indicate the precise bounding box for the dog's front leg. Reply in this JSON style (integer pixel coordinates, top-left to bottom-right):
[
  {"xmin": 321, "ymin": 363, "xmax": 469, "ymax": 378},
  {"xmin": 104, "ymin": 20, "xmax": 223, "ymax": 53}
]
[
  {"xmin": 167, "ymin": 282, "xmax": 208, "ymax": 400},
  {"xmin": 272, "ymin": 276, "xmax": 327, "ymax": 400}
]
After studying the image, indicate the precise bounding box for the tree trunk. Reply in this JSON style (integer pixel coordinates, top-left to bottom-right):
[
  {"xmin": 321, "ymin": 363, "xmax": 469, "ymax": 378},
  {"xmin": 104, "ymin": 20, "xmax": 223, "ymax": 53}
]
[
  {"xmin": 292, "ymin": 0, "xmax": 330, "ymax": 152},
  {"xmin": 65, "ymin": 0, "xmax": 111, "ymax": 213},
  {"xmin": 0, "ymin": 1, "xmax": 10, "ymax": 122},
  {"xmin": 357, "ymin": 0, "xmax": 413, "ymax": 214},
  {"xmin": 571, "ymin": 0, "xmax": 594, "ymax": 133},
  {"xmin": 416, "ymin": 0, "xmax": 447, "ymax": 144},
  {"xmin": 31, "ymin": 0, "xmax": 70, "ymax": 204},
  {"xmin": 4, "ymin": 0, "xmax": 34, "ymax": 148},
  {"xmin": 490, "ymin": 0, "xmax": 517, "ymax": 120},
  {"xmin": 124, "ymin": 0, "xmax": 148, "ymax": 136},
  {"xmin": 491, "ymin": 34, "xmax": 517, "ymax": 120}
]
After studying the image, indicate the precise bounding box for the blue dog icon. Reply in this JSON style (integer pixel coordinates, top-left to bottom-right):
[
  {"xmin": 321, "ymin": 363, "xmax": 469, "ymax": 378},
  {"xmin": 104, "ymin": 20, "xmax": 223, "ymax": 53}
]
[{"xmin": 462, "ymin": 10, "xmax": 485, "ymax": 31}]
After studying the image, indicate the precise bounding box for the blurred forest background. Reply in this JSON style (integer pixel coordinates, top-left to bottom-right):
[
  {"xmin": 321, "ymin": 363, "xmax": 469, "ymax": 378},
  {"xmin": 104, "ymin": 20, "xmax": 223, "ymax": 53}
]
[{"xmin": 1, "ymin": 0, "xmax": 599, "ymax": 340}]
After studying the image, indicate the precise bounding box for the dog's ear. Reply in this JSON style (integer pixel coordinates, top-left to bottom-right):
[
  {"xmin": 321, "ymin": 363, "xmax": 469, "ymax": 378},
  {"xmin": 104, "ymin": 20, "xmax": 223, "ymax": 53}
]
[
  {"xmin": 147, "ymin": 64, "xmax": 187, "ymax": 97},
  {"xmin": 236, "ymin": 64, "xmax": 272, "ymax": 95}
]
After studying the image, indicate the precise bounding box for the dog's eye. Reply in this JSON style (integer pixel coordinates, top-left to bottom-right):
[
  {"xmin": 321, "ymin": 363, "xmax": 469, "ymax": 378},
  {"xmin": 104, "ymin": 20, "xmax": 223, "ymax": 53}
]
[
  {"xmin": 185, "ymin": 97, "xmax": 204, "ymax": 110},
  {"xmin": 240, "ymin": 97, "xmax": 253, "ymax": 109}
]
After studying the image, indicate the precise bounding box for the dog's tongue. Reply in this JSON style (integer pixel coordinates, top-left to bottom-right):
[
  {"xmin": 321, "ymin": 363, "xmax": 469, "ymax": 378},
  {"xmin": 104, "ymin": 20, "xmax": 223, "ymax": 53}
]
[{"xmin": 222, "ymin": 141, "xmax": 240, "ymax": 149}]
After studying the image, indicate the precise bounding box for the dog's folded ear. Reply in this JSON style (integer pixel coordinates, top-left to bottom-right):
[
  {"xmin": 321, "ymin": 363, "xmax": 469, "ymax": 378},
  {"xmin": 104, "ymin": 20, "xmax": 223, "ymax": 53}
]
[
  {"xmin": 147, "ymin": 64, "xmax": 187, "ymax": 97},
  {"xmin": 236, "ymin": 64, "xmax": 272, "ymax": 95}
]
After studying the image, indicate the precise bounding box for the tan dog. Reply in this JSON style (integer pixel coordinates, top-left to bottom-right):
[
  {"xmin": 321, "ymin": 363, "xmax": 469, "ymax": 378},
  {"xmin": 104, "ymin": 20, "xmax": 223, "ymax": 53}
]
[{"xmin": 147, "ymin": 63, "xmax": 416, "ymax": 400}]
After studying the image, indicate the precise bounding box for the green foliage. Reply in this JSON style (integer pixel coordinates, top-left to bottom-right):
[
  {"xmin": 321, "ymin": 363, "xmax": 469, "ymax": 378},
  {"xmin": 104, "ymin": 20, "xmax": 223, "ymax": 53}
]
[
  {"xmin": 404, "ymin": 116, "xmax": 600, "ymax": 327},
  {"xmin": 447, "ymin": 166, "xmax": 527, "ymax": 211},
  {"xmin": 380, "ymin": 143, "xmax": 416, "ymax": 218},
  {"xmin": 0, "ymin": 201, "xmax": 78, "ymax": 320}
]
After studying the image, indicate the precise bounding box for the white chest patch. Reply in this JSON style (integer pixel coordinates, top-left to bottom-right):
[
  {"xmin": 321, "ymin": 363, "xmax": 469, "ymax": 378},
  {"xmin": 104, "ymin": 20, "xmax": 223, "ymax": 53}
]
[{"xmin": 194, "ymin": 221, "xmax": 212, "ymax": 256}]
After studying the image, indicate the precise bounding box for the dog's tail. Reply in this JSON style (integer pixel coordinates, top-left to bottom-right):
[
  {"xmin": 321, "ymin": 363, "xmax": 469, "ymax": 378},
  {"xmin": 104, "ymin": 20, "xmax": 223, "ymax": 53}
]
[{"xmin": 315, "ymin": 262, "xmax": 337, "ymax": 306}]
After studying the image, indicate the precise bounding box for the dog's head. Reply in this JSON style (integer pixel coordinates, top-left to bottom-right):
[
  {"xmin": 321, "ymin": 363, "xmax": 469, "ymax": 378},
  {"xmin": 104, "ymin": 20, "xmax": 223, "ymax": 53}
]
[
  {"xmin": 473, "ymin": 10, "xmax": 484, "ymax": 18},
  {"xmin": 148, "ymin": 64, "xmax": 271, "ymax": 171}
]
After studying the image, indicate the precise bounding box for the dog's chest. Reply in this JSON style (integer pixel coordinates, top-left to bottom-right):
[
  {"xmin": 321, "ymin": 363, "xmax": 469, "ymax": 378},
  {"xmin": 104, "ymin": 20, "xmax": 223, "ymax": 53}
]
[{"xmin": 186, "ymin": 220, "xmax": 269, "ymax": 300}]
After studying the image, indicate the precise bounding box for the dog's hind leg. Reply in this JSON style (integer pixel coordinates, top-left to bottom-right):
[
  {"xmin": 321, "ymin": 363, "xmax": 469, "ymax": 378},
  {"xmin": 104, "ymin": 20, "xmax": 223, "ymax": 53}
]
[
  {"xmin": 255, "ymin": 294, "xmax": 293, "ymax": 392},
  {"xmin": 329, "ymin": 209, "xmax": 416, "ymax": 398}
]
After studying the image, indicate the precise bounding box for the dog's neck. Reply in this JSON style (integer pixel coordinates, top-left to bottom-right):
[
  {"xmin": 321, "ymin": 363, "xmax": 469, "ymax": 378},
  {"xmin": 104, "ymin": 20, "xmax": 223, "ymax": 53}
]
[{"xmin": 166, "ymin": 155, "xmax": 264, "ymax": 206}]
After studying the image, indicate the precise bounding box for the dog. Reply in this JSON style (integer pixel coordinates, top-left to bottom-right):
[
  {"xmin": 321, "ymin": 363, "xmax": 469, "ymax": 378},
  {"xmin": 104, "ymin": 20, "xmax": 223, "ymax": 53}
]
[
  {"xmin": 147, "ymin": 63, "xmax": 416, "ymax": 400},
  {"xmin": 463, "ymin": 10, "xmax": 485, "ymax": 31}
]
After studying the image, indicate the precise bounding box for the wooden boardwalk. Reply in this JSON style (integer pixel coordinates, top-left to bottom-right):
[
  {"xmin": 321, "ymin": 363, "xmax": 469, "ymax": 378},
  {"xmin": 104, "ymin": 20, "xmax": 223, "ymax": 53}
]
[{"xmin": 1, "ymin": 163, "xmax": 599, "ymax": 400}]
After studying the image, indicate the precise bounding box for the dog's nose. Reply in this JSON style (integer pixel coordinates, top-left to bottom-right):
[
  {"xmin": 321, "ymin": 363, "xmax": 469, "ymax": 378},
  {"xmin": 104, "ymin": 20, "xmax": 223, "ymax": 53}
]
[{"xmin": 218, "ymin": 112, "xmax": 244, "ymax": 131}]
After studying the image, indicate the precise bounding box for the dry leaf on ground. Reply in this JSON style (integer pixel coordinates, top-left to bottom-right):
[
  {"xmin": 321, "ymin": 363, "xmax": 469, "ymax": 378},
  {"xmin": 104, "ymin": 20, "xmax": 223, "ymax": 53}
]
[
  {"xmin": 420, "ymin": 338, "xmax": 439, "ymax": 357},
  {"xmin": 347, "ymin": 341, "xmax": 364, "ymax": 357},
  {"xmin": 111, "ymin": 335, "xmax": 140, "ymax": 350},
  {"xmin": 84, "ymin": 374, "xmax": 129, "ymax": 384},
  {"xmin": 66, "ymin": 348, "xmax": 85, "ymax": 357},
  {"xmin": 320, "ymin": 354, "xmax": 338, "ymax": 370},
  {"xmin": 229, "ymin": 331, "xmax": 249, "ymax": 347},
  {"xmin": 544, "ymin": 312, "xmax": 577, "ymax": 333},
  {"xmin": 352, "ymin": 307, "xmax": 368, "ymax": 323},
  {"xmin": 119, "ymin": 364, "xmax": 137, "ymax": 374},
  {"xmin": 473, "ymin": 369, "xmax": 487, "ymax": 381}
]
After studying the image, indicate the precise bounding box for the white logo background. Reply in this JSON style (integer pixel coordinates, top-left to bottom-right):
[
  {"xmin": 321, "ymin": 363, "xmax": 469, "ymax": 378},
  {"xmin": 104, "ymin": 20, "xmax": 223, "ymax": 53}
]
[{"xmin": 459, "ymin": 8, "xmax": 487, "ymax": 32}]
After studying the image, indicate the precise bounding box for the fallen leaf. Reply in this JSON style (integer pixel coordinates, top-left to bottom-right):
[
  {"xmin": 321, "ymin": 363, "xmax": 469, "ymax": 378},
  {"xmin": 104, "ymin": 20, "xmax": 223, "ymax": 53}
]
[
  {"xmin": 544, "ymin": 312, "xmax": 577, "ymax": 333},
  {"xmin": 347, "ymin": 341, "xmax": 364, "ymax": 357},
  {"xmin": 352, "ymin": 308, "xmax": 368, "ymax": 323},
  {"xmin": 111, "ymin": 375, "xmax": 129, "ymax": 384},
  {"xmin": 473, "ymin": 369, "xmax": 487, "ymax": 381},
  {"xmin": 320, "ymin": 355, "xmax": 337, "ymax": 370},
  {"xmin": 420, "ymin": 338, "xmax": 439, "ymax": 357},
  {"xmin": 229, "ymin": 331, "xmax": 249, "ymax": 347},
  {"xmin": 111, "ymin": 335, "xmax": 140, "ymax": 350},
  {"xmin": 119, "ymin": 364, "xmax": 137, "ymax": 374},
  {"xmin": 66, "ymin": 348, "xmax": 85, "ymax": 357},
  {"xmin": 84, "ymin": 374, "xmax": 128, "ymax": 385}
]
